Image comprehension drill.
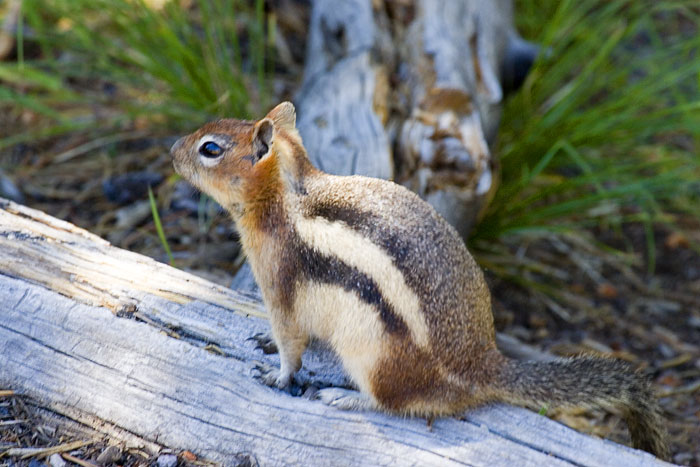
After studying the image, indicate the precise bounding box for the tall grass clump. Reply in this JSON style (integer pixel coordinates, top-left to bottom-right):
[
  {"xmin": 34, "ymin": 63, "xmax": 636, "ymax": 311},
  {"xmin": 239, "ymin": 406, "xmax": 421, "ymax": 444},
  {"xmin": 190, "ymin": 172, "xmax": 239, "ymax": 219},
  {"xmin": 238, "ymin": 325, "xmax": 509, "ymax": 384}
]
[
  {"xmin": 471, "ymin": 0, "xmax": 700, "ymax": 302},
  {"xmin": 0, "ymin": 0, "xmax": 269, "ymax": 149}
]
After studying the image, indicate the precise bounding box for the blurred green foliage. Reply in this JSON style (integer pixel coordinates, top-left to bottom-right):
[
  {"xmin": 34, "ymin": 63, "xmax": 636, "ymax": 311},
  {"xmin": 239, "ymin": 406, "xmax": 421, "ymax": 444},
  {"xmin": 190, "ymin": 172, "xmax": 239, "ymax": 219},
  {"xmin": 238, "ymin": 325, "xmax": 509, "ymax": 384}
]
[
  {"xmin": 472, "ymin": 0, "xmax": 700, "ymax": 286},
  {"xmin": 1, "ymin": 0, "xmax": 268, "ymax": 149}
]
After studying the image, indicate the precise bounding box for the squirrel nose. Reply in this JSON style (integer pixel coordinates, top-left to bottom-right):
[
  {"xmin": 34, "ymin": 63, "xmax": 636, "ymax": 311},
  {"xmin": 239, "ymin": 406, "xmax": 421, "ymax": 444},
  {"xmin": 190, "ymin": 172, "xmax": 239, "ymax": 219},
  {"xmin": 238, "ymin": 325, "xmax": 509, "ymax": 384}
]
[{"xmin": 170, "ymin": 136, "xmax": 185, "ymax": 156}]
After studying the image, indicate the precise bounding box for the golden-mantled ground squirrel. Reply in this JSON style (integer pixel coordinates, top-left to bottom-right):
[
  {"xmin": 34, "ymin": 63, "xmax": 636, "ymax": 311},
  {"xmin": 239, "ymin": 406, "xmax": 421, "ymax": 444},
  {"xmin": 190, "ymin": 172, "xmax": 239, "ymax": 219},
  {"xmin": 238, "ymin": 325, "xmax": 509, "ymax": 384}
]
[{"xmin": 171, "ymin": 102, "xmax": 668, "ymax": 459}]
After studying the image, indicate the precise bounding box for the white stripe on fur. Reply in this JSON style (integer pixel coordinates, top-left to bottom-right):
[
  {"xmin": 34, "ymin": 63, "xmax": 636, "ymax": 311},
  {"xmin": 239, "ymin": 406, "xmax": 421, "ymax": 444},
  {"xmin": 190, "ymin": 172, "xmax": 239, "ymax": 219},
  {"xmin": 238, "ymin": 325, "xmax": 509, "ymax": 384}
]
[{"xmin": 293, "ymin": 214, "xmax": 430, "ymax": 349}]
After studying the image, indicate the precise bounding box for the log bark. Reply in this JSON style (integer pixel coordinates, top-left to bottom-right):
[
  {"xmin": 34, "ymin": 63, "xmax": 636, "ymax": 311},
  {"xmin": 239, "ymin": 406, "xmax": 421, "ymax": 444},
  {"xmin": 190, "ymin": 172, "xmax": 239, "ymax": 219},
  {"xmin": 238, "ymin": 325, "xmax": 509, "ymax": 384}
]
[{"xmin": 0, "ymin": 199, "xmax": 670, "ymax": 466}]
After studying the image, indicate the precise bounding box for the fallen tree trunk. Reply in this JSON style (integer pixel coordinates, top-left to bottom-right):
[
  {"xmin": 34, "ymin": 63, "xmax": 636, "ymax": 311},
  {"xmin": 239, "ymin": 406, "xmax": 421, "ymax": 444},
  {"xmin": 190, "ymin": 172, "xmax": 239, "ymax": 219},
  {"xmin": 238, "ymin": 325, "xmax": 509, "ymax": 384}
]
[
  {"xmin": 394, "ymin": 0, "xmax": 511, "ymax": 237},
  {"xmin": 0, "ymin": 199, "xmax": 669, "ymax": 466}
]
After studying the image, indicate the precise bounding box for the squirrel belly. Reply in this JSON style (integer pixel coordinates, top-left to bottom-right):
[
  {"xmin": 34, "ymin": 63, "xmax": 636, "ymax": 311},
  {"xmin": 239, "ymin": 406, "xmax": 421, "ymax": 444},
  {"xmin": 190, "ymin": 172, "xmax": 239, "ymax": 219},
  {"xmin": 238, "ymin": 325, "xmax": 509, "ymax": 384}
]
[{"xmin": 170, "ymin": 102, "xmax": 669, "ymax": 460}]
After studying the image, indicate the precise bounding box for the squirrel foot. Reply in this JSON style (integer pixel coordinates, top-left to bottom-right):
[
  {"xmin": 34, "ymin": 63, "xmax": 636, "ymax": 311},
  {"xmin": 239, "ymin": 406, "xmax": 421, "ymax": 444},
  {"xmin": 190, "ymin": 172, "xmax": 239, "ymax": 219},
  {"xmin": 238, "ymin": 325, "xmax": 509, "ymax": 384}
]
[
  {"xmin": 314, "ymin": 388, "xmax": 374, "ymax": 411},
  {"xmin": 252, "ymin": 361, "xmax": 292, "ymax": 389}
]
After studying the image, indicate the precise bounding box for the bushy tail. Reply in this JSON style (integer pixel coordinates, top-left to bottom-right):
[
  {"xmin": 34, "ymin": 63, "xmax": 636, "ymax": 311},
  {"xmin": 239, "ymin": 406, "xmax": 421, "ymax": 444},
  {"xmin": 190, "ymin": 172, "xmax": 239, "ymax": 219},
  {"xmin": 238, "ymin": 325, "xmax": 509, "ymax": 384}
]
[{"xmin": 491, "ymin": 355, "xmax": 669, "ymax": 460}]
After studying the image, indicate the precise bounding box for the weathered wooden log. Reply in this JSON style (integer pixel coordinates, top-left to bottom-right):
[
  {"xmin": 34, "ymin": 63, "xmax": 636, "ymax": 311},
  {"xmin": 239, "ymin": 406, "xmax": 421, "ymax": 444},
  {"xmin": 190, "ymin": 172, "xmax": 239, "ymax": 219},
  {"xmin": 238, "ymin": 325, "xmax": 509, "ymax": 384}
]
[
  {"xmin": 0, "ymin": 199, "xmax": 671, "ymax": 465},
  {"xmin": 295, "ymin": 0, "xmax": 394, "ymax": 180},
  {"xmin": 295, "ymin": 0, "xmax": 537, "ymax": 238},
  {"xmin": 394, "ymin": 0, "xmax": 514, "ymax": 237},
  {"xmin": 0, "ymin": 197, "xmax": 265, "ymax": 318}
]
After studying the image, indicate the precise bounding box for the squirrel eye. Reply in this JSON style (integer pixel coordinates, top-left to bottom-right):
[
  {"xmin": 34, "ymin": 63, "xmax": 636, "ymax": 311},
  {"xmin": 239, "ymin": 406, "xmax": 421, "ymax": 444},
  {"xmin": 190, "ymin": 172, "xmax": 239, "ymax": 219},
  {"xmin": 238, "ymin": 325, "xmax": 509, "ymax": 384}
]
[{"xmin": 199, "ymin": 141, "xmax": 223, "ymax": 158}]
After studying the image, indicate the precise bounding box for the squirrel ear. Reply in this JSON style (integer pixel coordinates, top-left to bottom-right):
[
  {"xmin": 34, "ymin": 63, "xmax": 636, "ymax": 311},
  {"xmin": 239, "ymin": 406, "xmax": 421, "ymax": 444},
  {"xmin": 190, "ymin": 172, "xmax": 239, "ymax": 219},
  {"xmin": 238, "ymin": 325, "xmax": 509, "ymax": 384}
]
[
  {"xmin": 251, "ymin": 118, "xmax": 274, "ymax": 163},
  {"xmin": 265, "ymin": 101, "xmax": 296, "ymax": 130}
]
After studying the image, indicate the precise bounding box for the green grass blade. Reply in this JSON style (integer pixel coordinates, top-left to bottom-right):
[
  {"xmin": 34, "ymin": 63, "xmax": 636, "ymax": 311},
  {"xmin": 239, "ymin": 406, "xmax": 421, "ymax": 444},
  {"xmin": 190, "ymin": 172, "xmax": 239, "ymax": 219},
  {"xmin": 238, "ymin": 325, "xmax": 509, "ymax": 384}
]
[{"xmin": 148, "ymin": 186, "xmax": 175, "ymax": 267}]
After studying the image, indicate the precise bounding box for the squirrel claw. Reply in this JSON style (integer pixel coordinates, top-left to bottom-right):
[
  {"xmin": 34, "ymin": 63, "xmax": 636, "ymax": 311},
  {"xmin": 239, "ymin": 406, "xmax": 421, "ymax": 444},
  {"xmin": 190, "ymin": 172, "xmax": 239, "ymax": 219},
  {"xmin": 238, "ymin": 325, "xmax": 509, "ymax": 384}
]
[
  {"xmin": 248, "ymin": 332, "xmax": 278, "ymax": 354},
  {"xmin": 252, "ymin": 361, "xmax": 294, "ymax": 391}
]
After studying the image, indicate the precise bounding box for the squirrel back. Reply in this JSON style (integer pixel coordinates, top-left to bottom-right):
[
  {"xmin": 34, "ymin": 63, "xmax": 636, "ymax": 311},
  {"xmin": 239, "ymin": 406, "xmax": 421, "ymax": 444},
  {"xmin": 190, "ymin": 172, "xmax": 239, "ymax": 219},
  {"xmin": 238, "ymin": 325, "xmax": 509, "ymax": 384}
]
[{"xmin": 171, "ymin": 102, "xmax": 668, "ymax": 460}]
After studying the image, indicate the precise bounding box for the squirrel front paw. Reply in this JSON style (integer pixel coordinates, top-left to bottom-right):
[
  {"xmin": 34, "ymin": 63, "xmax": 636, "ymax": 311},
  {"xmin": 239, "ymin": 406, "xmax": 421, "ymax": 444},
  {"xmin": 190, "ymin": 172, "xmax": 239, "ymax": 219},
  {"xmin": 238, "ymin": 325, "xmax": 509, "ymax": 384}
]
[{"xmin": 252, "ymin": 361, "xmax": 293, "ymax": 389}]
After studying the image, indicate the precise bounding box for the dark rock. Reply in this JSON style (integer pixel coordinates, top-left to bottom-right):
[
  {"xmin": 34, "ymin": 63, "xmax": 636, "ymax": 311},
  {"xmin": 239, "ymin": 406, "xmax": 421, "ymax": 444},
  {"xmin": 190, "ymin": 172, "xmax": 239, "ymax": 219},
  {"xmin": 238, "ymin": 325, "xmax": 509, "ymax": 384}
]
[
  {"xmin": 102, "ymin": 171, "xmax": 163, "ymax": 205},
  {"xmin": 232, "ymin": 452, "xmax": 259, "ymax": 467},
  {"xmin": 0, "ymin": 169, "xmax": 25, "ymax": 204},
  {"xmin": 170, "ymin": 180, "xmax": 201, "ymax": 213}
]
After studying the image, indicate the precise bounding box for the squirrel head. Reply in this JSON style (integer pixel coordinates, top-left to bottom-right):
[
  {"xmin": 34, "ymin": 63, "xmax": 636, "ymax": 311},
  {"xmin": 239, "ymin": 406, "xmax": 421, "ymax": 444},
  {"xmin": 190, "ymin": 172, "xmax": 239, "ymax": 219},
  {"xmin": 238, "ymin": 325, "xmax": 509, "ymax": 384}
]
[{"xmin": 171, "ymin": 102, "xmax": 307, "ymax": 216}]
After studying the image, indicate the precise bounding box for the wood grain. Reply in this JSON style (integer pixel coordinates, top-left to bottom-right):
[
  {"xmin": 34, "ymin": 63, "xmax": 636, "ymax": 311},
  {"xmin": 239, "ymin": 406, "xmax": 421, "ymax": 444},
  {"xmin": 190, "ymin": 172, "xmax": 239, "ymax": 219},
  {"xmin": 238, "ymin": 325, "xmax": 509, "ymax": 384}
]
[{"xmin": 295, "ymin": 0, "xmax": 393, "ymax": 180}]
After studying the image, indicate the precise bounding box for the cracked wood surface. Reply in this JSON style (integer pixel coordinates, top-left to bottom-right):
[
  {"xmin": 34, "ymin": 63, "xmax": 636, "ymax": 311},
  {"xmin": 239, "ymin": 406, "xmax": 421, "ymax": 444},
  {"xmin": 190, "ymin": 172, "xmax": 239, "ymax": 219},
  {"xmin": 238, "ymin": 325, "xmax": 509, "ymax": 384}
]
[{"xmin": 0, "ymin": 199, "xmax": 671, "ymax": 466}]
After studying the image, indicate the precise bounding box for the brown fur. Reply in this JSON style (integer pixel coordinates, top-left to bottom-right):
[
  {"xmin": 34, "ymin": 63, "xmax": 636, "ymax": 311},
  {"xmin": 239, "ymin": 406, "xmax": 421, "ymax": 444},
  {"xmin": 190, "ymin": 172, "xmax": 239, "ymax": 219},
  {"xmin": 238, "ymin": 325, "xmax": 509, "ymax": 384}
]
[{"xmin": 171, "ymin": 102, "xmax": 669, "ymax": 459}]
